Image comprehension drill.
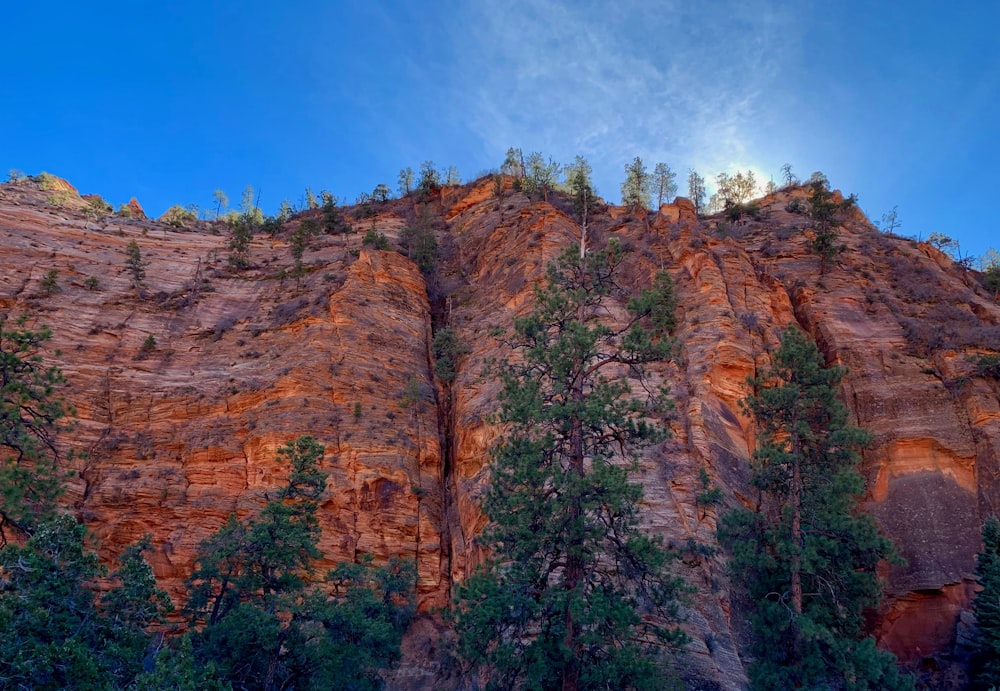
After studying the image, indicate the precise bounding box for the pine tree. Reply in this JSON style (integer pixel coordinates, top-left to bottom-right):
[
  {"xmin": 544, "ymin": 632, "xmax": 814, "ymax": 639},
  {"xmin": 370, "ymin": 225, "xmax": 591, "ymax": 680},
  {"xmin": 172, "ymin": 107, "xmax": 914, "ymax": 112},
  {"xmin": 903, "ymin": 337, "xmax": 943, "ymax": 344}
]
[
  {"xmin": 213, "ymin": 189, "xmax": 229, "ymax": 220},
  {"xmin": 807, "ymin": 178, "xmax": 854, "ymax": 274},
  {"xmin": 652, "ymin": 162, "xmax": 677, "ymax": 208},
  {"xmin": 184, "ymin": 436, "xmax": 414, "ymax": 690},
  {"xmin": 687, "ymin": 169, "xmax": 706, "ymax": 216},
  {"xmin": 0, "ymin": 318, "xmax": 68, "ymax": 540},
  {"xmin": 397, "ymin": 167, "xmax": 414, "ymax": 196},
  {"xmin": 563, "ymin": 155, "xmax": 598, "ymax": 227},
  {"xmin": 227, "ymin": 219, "xmax": 252, "ymax": 269},
  {"xmin": 971, "ymin": 515, "xmax": 1000, "ymax": 689},
  {"xmin": 621, "ymin": 157, "xmax": 651, "ymax": 211},
  {"xmin": 522, "ymin": 152, "xmax": 560, "ymax": 202},
  {"xmin": 125, "ymin": 239, "xmax": 147, "ymax": 288},
  {"xmin": 0, "ymin": 321, "xmax": 172, "ymax": 688},
  {"xmin": 719, "ymin": 327, "xmax": 912, "ymax": 690},
  {"xmin": 453, "ymin": 240, "xmax": 686, "ymax": 690}
]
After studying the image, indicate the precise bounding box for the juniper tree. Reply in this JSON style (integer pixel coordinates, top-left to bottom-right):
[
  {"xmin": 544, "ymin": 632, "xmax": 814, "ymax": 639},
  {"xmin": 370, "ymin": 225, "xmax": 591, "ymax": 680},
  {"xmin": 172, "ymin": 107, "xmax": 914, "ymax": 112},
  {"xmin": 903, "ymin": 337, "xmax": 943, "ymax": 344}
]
[
  {"xmin": 453, "ymin": 240, "xmax": 686, "ymax": 691},
  {"xmin": 719, "ymin": 327, "xmax": 911, "ymax": 690},
  {"xmin": 227, "ymin": 219, "xmax": 253, "ymax": 269}
]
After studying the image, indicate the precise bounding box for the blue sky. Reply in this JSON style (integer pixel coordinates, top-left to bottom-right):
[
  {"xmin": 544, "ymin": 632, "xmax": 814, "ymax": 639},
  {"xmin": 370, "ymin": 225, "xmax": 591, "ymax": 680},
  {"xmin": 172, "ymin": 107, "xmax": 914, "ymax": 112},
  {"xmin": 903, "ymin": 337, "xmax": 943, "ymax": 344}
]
[{"xmin": 2, "ymin": 1, "xmax": 997, "ymax": 260}]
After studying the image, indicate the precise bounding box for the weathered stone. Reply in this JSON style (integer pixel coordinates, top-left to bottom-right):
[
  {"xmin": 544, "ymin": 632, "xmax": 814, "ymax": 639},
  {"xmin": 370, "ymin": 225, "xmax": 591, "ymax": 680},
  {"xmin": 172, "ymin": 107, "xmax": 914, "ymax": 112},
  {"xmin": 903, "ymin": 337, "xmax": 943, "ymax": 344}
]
[{"xmin": 1, "ymin": 177, "xmax": 998, "ymax": 687}]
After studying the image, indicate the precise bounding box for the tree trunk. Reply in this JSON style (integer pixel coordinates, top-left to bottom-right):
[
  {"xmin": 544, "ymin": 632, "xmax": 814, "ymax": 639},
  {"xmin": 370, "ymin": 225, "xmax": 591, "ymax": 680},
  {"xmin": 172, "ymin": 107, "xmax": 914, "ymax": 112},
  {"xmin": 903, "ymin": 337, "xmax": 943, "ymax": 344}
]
[
  {"xmin": 562, "ymin": 261, "xmax": 588, "ymax": 691},
  {"xmin": 790, "ymin": 438, "xmax": 803, "ymax": 615}
]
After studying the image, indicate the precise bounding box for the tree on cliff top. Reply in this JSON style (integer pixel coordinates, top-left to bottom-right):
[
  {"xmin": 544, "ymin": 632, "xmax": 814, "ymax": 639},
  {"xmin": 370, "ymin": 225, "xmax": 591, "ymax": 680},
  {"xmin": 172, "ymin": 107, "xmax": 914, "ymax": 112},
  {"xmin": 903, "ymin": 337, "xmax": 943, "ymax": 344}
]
[
  {"xmin": 653, "ymin": 162, "xmax": 678, "ymax": 209},
  {"xmin": 452, "ymin": 240, "xmax": 686, "ymax": 690},
  {"xmin": 621, "ymin": 156, "xmax": 651, "ymax": 211},
  {"xmin": 719, "ymin": 327, "xmax": 911, "ymax": 690},
  {"xmin": 807, "ymin": 177, "xmax": 857, "ymax": 275},
  {"xmin": 686, "ymin": 169, "xmax": 706, "ymax": 216}
]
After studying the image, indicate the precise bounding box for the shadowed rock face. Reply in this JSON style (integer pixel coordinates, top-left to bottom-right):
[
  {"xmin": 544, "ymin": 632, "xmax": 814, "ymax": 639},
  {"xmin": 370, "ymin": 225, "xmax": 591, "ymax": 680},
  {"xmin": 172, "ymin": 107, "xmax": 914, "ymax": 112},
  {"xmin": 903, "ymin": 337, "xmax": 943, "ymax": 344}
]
[{"xmin": 1, "ymin": 176, "xmax": 998, "ymax": 688}]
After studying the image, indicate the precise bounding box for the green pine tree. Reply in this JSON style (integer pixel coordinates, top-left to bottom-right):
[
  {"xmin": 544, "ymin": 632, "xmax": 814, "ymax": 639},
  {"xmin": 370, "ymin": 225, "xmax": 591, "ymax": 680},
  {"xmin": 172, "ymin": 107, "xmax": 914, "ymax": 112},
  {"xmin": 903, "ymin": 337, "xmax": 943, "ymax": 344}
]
[
  {"xmin": 621, "ymin": 157, "xmax": 651, "ymax": 211},
  {"xmin": 719, "ymin": 327, "xmax": 912, "ymax": 690},
  {"xmin": 806, "ymin": 178, "xmax": 856, "ymax": 275},
  {"xmin": 0, "ymin": 318, "xmax": 69, "ymax": 539},
  {"xmin": 971, "ymin": 515, "xmax": 1000, "ymax": 689},
  {"xmin": 184, "ymin": 436, "xmax": 414, "ymax": 690},
  {"xmin": 0, "ymin": 321, "xmax": 172, "ymax": 688},
  {"xmin": 453, "ymin": 240, "xmax": 685, "ymax": 691}
]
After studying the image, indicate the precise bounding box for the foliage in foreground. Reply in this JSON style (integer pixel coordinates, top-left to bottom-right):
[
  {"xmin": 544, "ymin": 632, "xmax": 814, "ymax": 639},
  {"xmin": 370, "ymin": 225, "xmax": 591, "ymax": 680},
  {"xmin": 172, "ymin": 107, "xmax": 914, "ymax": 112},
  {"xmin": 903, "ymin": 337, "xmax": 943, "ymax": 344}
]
[
  {"xmin": 453, "ymin": 240, "xmax": 686, "ymax": 690},
  {"xmin": 971, "ymin": 515, "xmax": 1000, "ymax": 690},
  {"xmin": 719, "ymin": 327, "xmax": 911, "ymax": 690},
  {"xmin": 182, "ymin": 436, "xmax": 415, "ymax": 690},
  {"xmin": 0, "ymin": 318, "xmax": 172, "ymax": 689},
  {"xmin": 0, "ymin": 318, "xmax": 69, "ymax": 540}
]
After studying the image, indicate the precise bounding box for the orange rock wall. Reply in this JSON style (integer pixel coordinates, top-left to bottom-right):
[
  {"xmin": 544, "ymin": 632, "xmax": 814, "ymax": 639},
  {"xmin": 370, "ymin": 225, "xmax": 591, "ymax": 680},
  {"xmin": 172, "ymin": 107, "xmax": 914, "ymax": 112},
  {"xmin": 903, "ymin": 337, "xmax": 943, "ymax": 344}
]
[{"xmin": 1, "ymin": 177, "xmax": 998, "ymax": 688}]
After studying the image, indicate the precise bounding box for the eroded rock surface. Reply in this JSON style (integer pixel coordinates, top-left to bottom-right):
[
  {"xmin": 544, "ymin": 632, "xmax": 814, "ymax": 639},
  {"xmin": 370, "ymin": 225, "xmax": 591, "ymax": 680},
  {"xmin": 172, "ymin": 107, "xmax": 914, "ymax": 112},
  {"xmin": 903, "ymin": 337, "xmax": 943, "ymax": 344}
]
[{"xmin": 1, "ymin": 175, "xmax": 998, "ymax": 688}]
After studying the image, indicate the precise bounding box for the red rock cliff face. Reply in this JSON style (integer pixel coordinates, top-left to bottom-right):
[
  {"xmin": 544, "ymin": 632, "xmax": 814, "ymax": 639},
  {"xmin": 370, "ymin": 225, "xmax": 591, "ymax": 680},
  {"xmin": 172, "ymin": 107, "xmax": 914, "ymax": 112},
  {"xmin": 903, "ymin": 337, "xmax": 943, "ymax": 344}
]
[{"xmin": 1, "ymin": 177, "xmax": 998, "ymax": 688}]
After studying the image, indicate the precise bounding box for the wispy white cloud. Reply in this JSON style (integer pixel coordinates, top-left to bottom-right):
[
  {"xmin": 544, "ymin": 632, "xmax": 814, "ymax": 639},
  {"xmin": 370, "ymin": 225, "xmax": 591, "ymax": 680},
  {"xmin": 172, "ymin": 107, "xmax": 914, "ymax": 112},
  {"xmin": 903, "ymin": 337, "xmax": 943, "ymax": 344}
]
[{"xmin": 449, "ymin": 0, "xmax": 800, "ymax": 199}]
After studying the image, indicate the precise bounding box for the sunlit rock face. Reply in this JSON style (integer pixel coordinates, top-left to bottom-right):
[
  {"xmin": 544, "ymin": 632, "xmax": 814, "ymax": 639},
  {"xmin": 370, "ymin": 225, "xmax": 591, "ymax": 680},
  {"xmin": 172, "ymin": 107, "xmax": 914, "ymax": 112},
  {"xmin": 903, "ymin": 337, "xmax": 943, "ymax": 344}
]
[{"xmin": 1, "ymin": 175, "xmax": 997, "ymax": 688}]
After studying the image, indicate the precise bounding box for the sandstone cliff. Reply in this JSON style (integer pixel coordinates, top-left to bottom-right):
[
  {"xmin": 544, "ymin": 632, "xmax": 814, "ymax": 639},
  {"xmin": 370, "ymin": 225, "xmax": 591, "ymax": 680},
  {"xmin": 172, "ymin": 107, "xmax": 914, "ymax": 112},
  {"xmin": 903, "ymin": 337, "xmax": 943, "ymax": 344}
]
[{"xmin": 0, "ymin": 174, "xmax": 997, "ymax": 688}]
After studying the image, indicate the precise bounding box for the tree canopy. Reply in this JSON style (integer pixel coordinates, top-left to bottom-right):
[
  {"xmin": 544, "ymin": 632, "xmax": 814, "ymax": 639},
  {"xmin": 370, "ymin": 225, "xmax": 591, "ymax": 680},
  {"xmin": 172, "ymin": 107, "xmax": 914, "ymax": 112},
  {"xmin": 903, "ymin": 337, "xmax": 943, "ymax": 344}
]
[
  {"xmin": 453, "ymin": 240, "xmax": 686, "ymax": 690},
  {"xmin": 719, "ymin": 327, "xmax": 911, "ymax": 690}
]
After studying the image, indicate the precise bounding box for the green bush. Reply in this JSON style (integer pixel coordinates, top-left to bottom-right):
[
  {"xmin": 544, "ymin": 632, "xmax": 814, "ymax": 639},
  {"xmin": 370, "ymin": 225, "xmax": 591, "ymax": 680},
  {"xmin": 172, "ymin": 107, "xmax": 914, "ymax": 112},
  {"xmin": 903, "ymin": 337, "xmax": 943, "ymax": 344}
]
[
  {"xmin": 161, "ymin": 205, "xmax": 198, "ymax": 227},
  {"xmin": 785, "ymin": 198, "xmax": 806, "ymax": 214},
  {"xmin": 984, "ymin": 265, "xmax": 1000, "ymax": 296},
  {"xmin": 398, "ymin": 224, "xmax": 438, "ymax": 274},
  {"xmin": 362, "ymin": 227, "xmax": 389, "ymax": 250},
  {"xmin": 432, "ymin": 327, "xmax": 468, "ymax": 383},
  {"xmin": 39, "ymin": 269, "xmax": 60, "ymax": 296},
  {"xmin": 975, "ymin": 354, "xmax": 1000, "ymax": 379}
]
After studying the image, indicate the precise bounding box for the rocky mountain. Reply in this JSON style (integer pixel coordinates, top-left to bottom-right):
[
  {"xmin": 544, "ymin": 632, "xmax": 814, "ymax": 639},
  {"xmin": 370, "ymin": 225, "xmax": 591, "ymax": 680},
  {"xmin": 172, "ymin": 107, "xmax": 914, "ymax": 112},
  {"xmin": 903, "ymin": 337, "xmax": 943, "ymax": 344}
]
[{"xmin": 0, "ymin": 174, "xmax": 997, "ymax": 688}]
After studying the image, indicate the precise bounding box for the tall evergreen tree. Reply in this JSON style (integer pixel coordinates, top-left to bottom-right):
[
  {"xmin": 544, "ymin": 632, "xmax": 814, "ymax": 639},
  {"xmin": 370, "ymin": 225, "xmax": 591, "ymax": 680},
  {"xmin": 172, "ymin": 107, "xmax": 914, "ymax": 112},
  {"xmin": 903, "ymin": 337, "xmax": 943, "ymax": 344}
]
[
  {"xmin": 971, "ymin": 515, "xmax": 1000, "ymax": 689},
  {"xmin": 621, "ymin": 157, "xmax": 651, "ymax": 211},
  {"xmin": 418, "ymin": 161, "xmax": 441, "ymax": 192},
  {"xmin": 397, "ymin": 167, "xmax": 414, "ymax": 197},
  {"xmin": 501, "ymin": 147, "xmax": 526, "ymax": 179},
  {"xmin": 0, "ymin": 318, "xmax": 68, "ymax": 540},
  {"xmin": 720, "ymin": 327, "xmax": 911, "ymax": 690},
  {"xmin": 652, "ymin": 162, "xmax": 677, "ymax": 208},
  {"xmin": 807, "ymin": 178, "xmax": 857, "ymax": 275},
  {"xmin": 453, "ymin": 240, "xmax": 686, "ymax": 691},
  {"xmin": 522, "ymin": 152, "xmax": 560, "ymax": 202},
  {"xmin": 687, "ymin": 169, "xmax": 706, "ymax": 216},
  {"xmin": 563, "ymin": 155, "xmax": 598, "ymax": 228}
]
